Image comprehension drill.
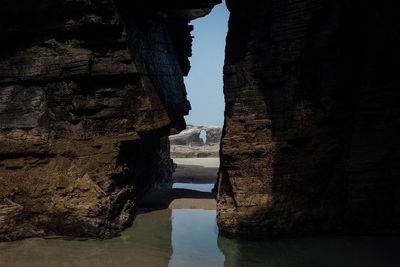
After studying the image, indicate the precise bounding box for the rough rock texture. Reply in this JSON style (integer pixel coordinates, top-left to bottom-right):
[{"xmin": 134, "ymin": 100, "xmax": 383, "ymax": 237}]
[
  {"xmin": 2, "ymin": 0, "xmax": 399, "ymax": 242},
  {"xmin": 0, "ymin": 0, "xmax": 220, "ymax": 241},
  {"xmin": 170, "ymin": 127, "xmax": 205, "ymax": 146},
  {"xmin": 170, "ymin": 144, "xmax": 220, "ymax": 158},
  {"xmin": 169, "ymin": 126, "xmax": 222, "ymax": 157},
  {"xmin": 217, "ymin": 0, "xmax": 400, "ymax": 237},
  {"xmin": 169, "ymin": 125, "xmax": 222, "ymax": 146},
  {"xmin": 205, "ymin": 127, "xmax": 223, "ymax": 145}
]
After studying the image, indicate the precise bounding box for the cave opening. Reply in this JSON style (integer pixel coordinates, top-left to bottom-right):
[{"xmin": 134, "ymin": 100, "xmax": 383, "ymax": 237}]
[
  {"xmin": 182, "ymin": 1, "xmax": 228, "ymax": 129},
  {"xmin": 1, "ymin": 0, "xmax": 400, "ymax": 266},
  {"xmin": 167, "ymin": 4, "xmax": 229, "ymax": 262},
  {"xmin": 169, "ymin": 0, "xmax": 228, "ymax": 194}
]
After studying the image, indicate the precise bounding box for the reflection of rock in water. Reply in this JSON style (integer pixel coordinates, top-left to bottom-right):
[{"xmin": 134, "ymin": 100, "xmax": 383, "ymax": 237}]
[
  {"xmin": 169, "ymin": 209, "xmax": 224, "ymax": 267},
  {"xmin": 121, "ymin": 209, "xmax": 173, "ymax": 263},
  {"xmin": 0, "ymin": 209, "xmax": 173, "ymax": 267},
  {"xmin": 217, "ymin": 235, "xmax": 400, "ymax": 267}
]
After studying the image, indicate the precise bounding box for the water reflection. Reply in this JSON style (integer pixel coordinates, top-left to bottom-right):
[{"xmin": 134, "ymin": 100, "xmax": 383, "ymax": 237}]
[
  {"xmin": 169, "ymin": 209, "xmax": 224, "ymax": 267},
  {"xmin": 1, "ymin": 208, "xmax": 400, "ymax": 267},
  {"xmin": 217, "ymin": 234, "xmax": 400, "ymax": 267},
  {"xmin": 0, "ymin": 209, "xmax": 173, "ymax": 267},
  {"xmin": 172, "ymin": 183, "xmax": 214, "ymax": 192}
]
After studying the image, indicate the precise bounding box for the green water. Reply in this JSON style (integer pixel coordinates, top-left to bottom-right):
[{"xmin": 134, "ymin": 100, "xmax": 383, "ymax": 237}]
[{"xmin": 1, "ymin": 207, "xmax": 399, "ymax": 267}]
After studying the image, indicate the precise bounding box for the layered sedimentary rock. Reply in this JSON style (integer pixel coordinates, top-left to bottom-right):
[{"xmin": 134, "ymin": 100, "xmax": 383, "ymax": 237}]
[
  {"xmin": 170, "ymin": 126, "xmax": 206, "ymax": 146},
  {"xmin": 2, "ymin": 0, "xmax": 398, "ymax": 242},
  {"xmin": 218, "ymin": 0, "xmax": 400, "ymax": 237},
  {"xmin": 169, "ymin": 126, "xmax": 222, "ymax": 158},
  {"xmin": 169, "ymin": 125, "xmax": 222, "ymax": 146},
  {"xmin": 205, "ymin": 127, "xmax": 223, "ymax": 145},
  {"xmin": 0, "ymin": 0, "xmax": 220, "ymax": 241}
]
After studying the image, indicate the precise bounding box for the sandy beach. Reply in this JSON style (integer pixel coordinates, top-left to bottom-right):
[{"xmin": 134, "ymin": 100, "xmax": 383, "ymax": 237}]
[
  {"xmin": 138, "ymin": 158, "xmax": 219, "ymax": 210},
  {"xmin": 172, "ymin": 157, "xmax": 219, "ymax": 183}
]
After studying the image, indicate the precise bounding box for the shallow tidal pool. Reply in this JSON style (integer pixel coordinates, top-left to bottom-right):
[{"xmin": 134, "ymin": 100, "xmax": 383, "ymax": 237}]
[
  {"xmin": 1, "ymin": 208, "xmax": 400, "ymax": 267},
  {"xmin": 172, "ymin": 182, "xmax": 215, "ymax": 192}
]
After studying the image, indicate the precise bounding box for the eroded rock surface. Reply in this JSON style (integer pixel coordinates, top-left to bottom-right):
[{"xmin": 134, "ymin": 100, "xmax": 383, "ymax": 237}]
[
  {"xmin": 0, "ymin": 0, "xmax": 220, "ymax": 241},
  {"xmin": 169, "ymin": 126, "xmax": 222, "ymax": 146},
  {"xmin": 217, "ymin": 0, "xmax": 400, "ymax": 237},
  {"xmin": 1, "ymin": 0, "xmax": 398, "ymax": 241},
  {"xmin": 169, "ymin": 126, "xmax": 222, "ymax": 157}
]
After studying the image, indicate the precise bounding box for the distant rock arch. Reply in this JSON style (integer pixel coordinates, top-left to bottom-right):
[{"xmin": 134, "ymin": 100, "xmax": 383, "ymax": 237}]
[{"xmin": 169, "ymin": 126, "xmax": 222, "ymax": 146}]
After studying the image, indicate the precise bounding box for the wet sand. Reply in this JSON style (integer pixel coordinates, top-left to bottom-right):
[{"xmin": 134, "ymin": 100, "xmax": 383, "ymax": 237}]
[
  {"xmin": 172, "ymin": 157, "xmax": 219, "ymax": 183},
  {"xmin": 139, "ymin": 157, "xmax": 219, "ymax": 210},
  {"xmin": 0, "ymin": 158, "xmax": 221, "ymax": 267},
  {"xmin": 3, "ymin": 157, "xmax": 400, "ymax": 267},
  {"xmin": 139, "ymin": 188, "xmax": 217, "ymax": 210}
]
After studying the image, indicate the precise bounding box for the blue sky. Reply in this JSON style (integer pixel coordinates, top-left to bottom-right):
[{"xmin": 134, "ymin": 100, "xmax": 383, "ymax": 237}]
[{"xmin": 183, "ymin": 1, "xmax": 229, "ymax": 127}]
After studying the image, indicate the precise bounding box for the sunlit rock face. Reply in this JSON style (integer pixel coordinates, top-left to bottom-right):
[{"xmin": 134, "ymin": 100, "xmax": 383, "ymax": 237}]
[
  {"xmin": 0, "ymin": 0, "xmax": 220, "ymax": 241},
  {"xmin": 217, "ymin": 0, "xmax": 400, "ymax": 237},
  {"xmin": 169, "ymin": 126, "xmax": 222, "ymax": 158},
  {"xmin": 169, "ymin": 126, "xmax": 222, "ymax": 146}
]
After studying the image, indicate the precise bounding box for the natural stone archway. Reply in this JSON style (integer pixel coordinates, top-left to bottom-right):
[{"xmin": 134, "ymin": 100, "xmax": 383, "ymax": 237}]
[
  {"xmin": 1, "ymin": 0, "xmax": 399, "ymax": 241},
  {"xmin": 169, "ymin": 126, "xmax": 222, "ymax": 147}
]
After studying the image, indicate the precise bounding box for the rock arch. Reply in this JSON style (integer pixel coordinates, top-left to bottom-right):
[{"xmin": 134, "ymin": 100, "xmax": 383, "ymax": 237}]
[{"xmin": 0, "ymin": 0, "xmax": 399, "ymax": 240}]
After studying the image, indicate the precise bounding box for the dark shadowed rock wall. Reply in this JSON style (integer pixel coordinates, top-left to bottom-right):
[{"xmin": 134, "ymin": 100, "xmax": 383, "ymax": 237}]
[
  {"xmin": 1, "ymin": 0, "xmax": 398, "ymax": 241},
  {"xmin": 0, "ymin": 0, "xmax": 220, "ymax": 241},
  {"xmin": 217, "ymin": 0, "xmax": 400, "ymax": 237}
]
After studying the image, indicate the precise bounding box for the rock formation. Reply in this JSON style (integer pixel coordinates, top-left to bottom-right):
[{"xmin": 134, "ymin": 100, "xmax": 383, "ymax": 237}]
[
  {"xmin": 170, "ymin": 126, "xmax": 206, "ymax": 146},
  {"xmin": 217, "ymin": 0, "xmax": 400, "ymax": 237},
  {"xmin": 205, "ymin": 127, "xmax": 223, "ymax": 145},
  {"xmin": 0, "ymin": 0, "xmax": 220, "ymax": 241},
  {"xmin": 1, "ymin": 0, "xmax": 399, "ymax": 241},
  {"xmin": 169, "ymin": 126, "xmax": 222, "ymax": 146},
  {"xmin": 169, "ymin": 126, "xmax": 222, "ymax": 158}
]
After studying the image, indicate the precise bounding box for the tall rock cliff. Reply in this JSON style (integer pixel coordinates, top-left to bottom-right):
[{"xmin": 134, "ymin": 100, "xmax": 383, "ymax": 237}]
[
  {"xmin": 0, "ymin": 0, "xmax": 220, "ymax": 241},
  {"xmin": 1, "ymin": 0, "xmax": 399, "ymax": 241},
  {"xmin": 218, "ymin": 0, "xmax": 400, "ymax": 237}
]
